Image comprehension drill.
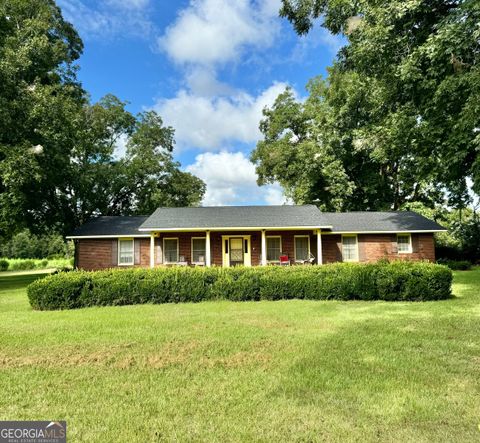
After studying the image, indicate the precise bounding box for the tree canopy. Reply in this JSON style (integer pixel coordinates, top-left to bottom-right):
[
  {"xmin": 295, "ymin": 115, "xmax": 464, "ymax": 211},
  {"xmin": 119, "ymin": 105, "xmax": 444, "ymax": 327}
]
[
  {"xmin": 0, "ymin": 0, "xmax": 205, "ymax": 237},
  {"xmin": 252, "ymin": 0, "xmax": 480, "ymax": 210},
  {"xmin": 62, "ymin": 96, "xmax": 205, "ymax": 233}
]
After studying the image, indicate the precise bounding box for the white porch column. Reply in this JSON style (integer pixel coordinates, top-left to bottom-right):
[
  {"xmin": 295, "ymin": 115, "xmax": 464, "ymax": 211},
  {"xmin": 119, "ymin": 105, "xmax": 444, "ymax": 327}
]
[
  {"xmin": 317, "ymin": 229, "xmax": 323, "ymax": 265},
  {"xmin": 261, "ymin": 230, "xmax": 267, "ymax": 266},
  {"xmin": 150, "ymin": 233, "xmax": 155, "ymax": 268},
  {"xmin": 206, "ymin": 230, "xmax": 211, "ymax": 267}
]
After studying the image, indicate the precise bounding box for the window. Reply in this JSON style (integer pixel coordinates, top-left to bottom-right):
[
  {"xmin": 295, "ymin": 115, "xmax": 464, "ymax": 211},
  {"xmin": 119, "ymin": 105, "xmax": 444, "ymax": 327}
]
[
  {"xmin": 118, "ymin": 239, "xmax": 134, "ymax": 265},
  {"xmin": 342, "ymin": 235, "xmax": 358, "ymax": 262},
  {"xmin": 266, "ymin": 237, "xmax": 281, "ymax": 262},
  {"xmin": 164, "ymin": 238, "xmax": 179, "ymax": 263},
  {"xmin": 397, "ymin": 234, "xmax": 412, "ymax": 253},
  {"xmin": 192, "ymin": 238, "xmax": 206, "ymax": 263},
  {"xmin": 294, "ymin": 236, "xmax": 309, "ymax": 262}
]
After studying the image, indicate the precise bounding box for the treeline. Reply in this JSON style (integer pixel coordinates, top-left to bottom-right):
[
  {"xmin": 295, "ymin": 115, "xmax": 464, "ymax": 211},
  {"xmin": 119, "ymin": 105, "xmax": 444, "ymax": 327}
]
[
  {"xmin": 251, "ymin": 0, "xmax": 480, "ymax": 262},
  {"xmin": 0, "ymin": 230, "xmax": 73, "ymax": 259},
  {"xmin": 0, "ymin": 1, "xmax": 205, "ymax": 240},
  {"xmin": 253, "ymin": 1, "xmax": 480, "ymax": 211},
  {"xmin": 434, "ymin": 210, "xmax": 480, "ymax": 263}
]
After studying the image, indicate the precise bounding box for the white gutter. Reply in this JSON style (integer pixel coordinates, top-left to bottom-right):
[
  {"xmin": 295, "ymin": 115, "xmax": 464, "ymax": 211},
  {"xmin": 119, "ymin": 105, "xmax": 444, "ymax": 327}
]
[
  {"xmin": 323, "ymin": 229, "xmax": 447, "ymax": 234},
  {"xmin": 66, "ymin": 234, "xmax": 151, "ymax": 239},
  {"xmin": 67, "ymin": 228, "xmax": 446, "ymax": 239},
  {"xmin": 138, "ymin": 225, "xmax": 333, "ymax": 232}
]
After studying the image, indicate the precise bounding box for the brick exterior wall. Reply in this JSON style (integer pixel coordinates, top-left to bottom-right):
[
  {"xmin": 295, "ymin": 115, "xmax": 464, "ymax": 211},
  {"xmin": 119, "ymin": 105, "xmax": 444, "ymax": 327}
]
[
  {"xmin": 322, "ymin": 235, "xmax": 342, "ymax": 263},
  {"xmin": 360, "ymin": 233, "xmax": 435, "ymax": 262},
  {"xmin": 76, "ymin": 239, "xmax": 113, "ymax": 270},
  {"xmin": 138, "ymin": 238, "xmax": 150, "ymax": 266},
  {"xmin": 321, "ymin": 233, "xmax": 435, "ymax": 263},
  {"xmin": 76, "ymin": 238, "xmax": 150, "ymax": 271},
  {"xmin": 75, "ymin": 232, "xmax": 436, "ymax": 270}
]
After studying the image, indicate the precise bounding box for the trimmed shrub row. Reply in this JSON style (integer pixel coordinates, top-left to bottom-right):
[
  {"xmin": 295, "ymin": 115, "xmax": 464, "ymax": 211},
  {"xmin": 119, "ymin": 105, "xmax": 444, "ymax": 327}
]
[
  {"xmin": 27, "ymin": 262, "xmax": 453, "ymax": 310},
  {"xmin": 436, "ymin": 258, "xmax": 472, "ymax": 271}
]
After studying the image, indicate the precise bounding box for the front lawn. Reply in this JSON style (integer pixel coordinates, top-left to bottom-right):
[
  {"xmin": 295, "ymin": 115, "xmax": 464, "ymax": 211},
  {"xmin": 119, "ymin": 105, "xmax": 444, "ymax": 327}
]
[{"xmin": 1, "ymin": 269, "xmax": 479, "ymax": 442}]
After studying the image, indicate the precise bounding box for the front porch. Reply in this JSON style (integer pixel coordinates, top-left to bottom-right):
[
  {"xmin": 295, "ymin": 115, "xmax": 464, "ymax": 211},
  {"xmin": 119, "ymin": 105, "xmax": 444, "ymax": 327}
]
[{"xmin": 148, "ymin": 229, "xmax": 324, "ymax": 267}]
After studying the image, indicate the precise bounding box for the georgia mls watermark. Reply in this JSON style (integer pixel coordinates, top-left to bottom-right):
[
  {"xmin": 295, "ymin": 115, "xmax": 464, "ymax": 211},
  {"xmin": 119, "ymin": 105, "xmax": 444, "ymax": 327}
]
[{"xmin": 0, "ymin": 421, "xmax": 66, "ymax": 443}]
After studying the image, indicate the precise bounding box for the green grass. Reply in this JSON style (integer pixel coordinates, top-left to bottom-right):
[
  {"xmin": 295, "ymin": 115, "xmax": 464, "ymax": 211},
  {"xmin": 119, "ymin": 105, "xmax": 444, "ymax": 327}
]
[
  {"xmin": 1, "ymin": 269, "xmax": 479, "ymax": 442},
  {"xmin": 0, "ymin": 257, "xmax": 73, "ymax": 272}
]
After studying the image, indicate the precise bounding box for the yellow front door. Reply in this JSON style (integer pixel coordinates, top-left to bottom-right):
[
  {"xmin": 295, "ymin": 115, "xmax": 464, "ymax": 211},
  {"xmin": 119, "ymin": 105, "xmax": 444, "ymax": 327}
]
[
  {"xmin": 221, "ymin": 235, "xmax": 251, "ymax": 267},
  {"xmin": 229, "ymin": 238, "xmax": 244, "ymax": 266}
]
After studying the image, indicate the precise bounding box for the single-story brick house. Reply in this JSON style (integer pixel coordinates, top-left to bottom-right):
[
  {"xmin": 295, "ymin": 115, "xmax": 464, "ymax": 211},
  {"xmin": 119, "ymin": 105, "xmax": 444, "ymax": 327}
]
[{"xmin": 67, "ymin": 205, "xmax": 446, "ymax": 270}]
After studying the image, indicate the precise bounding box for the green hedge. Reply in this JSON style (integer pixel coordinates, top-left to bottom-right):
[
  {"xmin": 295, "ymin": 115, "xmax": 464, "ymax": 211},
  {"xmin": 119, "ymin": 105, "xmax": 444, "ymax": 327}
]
[
  {"xmin": 436, "ymin": 259, "xmax": 472, "ymax": 271},
  {"xmin": 27, "ymin": 262, "xmax": 453, "ymax": 310},
  {"xmin": 0, "ymin": 259, "xmax": 8, "ymax": 271}
]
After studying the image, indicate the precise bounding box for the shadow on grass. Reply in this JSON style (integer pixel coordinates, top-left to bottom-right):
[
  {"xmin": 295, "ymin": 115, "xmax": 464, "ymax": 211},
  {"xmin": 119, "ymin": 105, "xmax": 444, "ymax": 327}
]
[{"xmin": 0, "ymin": 273, "xmax": 49, "ymax": 293}]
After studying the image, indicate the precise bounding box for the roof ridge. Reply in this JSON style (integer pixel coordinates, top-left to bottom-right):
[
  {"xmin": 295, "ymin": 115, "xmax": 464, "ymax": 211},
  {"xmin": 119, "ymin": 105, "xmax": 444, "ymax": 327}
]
[
  {"xmin": 321, "ymin": 210, "xmax": 416, "ymax": 214},
  {"xmin": 153, "ymin": 205, "xmax": 313, "ymax": 209},
  {"xmin": 95, "ymin": 215, "xmax": 149, "ymax": 218}
]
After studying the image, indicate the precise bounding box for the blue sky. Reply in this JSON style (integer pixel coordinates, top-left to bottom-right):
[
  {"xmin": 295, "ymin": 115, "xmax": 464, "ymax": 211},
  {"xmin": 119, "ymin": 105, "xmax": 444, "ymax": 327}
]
[{"xmin": 58, "ymin": 0, "xmax": 343, "ymax": 205}]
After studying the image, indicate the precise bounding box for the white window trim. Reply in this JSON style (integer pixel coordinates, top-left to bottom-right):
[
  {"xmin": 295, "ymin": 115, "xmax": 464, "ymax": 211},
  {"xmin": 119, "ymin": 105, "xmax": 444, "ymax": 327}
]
[
  {"xmin": 118, "ymin": 238, "xmax": 134, "ymax": 266},
  {"xmin": 294, "ymin": 235, "xmax": 310, "ymax": 263},
  {"xmin": 266, "ymin": 235, "xmax": 282, "ymax": 263},
  {"xmin": 163, "ymin": 237, "xmax": 179, "ymax": 264},
  {"xmin": 397, "ymin": 233, "xmax": 412, "ymax": 254},
  {"xmin": 341, "ymin": 234, "xmax": 359, "ymax": 262},
  {"xmin": 191, "ymin": 237, "xmax": 206, "ymax": 264}
]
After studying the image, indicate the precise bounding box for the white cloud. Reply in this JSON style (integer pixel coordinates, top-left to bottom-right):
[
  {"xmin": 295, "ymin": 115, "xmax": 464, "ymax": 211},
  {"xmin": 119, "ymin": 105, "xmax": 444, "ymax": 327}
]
[
  {"xmin": 106, "ymin": 0, "xmax": 150, "ymax": 9},
  {"xmin": 156, "ymin": 1, "xmax": 292, "ymax": 204},
  {"xmin": 57, "ymin": 0, "xmax": 154, "ymax": 39},
  {"xmin": 185, "ymin": 67, "xmax": 235, "ymax": 97},
  {"xmin": 466, "ymin": 177, "xmax": 480, "ymax": 208},
  {"xmin": 154, "ymin": 81, "xmax": 289, "ymax": 150},
  {"xmin": 264, "ymin": 186, "xmax": 286, "ymax": 205},
  {"xmin": 259, "ymin": 0, "xmax": 283, "ymax": 17},
  {"xmin": 186, "ymin": 151, "xmax": 286, "ymax": 206},
  {"xmin": 159, "ymin": 0, "xmax": 281, "ymax": 66},
  {"xmin": 113, "ymin": 133, "xmax": 129, "ymax": 159},
  {"xmin": 290, "ymin": 23, "xmax": 346, "ymax": 61}
]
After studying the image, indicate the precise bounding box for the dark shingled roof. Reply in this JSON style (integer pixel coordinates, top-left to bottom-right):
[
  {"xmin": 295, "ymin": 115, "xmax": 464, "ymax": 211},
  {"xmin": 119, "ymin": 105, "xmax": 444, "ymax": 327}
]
[
  {"xmin": 68, "ymin": 208, "xmax": 446, "ymax": 236},
  {"xmin": 69, "ymin": 216, "xmax": 149, "ymax": 237},
  {"xmin": 322, "ymin": 211, "xmax": 446, "ymax": 232},
  {"xmin": 139, "ymin": 205, "xmax": 330, "ymax": 230}
]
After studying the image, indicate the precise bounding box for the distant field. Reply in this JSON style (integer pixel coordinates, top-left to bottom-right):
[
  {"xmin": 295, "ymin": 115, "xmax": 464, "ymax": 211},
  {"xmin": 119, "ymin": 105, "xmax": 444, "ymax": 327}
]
[
  {"xmin": 0, "ymin": 257, "xmax": 72, "ymax": 272},
  {"xmin": 0, "ymin": 269, "xmax": 479, "ymax": 442}
]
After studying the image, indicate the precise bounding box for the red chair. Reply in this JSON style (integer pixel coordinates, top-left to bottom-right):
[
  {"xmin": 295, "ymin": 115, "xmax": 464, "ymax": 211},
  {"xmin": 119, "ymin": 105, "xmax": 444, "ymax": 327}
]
[{"xmin": 279, "ymin": 255, "xmax": 290, "ymax": 266}]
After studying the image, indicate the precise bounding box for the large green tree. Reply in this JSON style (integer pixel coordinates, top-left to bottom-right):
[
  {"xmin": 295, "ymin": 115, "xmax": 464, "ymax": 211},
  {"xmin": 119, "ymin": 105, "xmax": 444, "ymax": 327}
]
[
  {"xmin": 0, "ymin": 0, "xmax": 84, "ymax": 235},
  {"xmin": 66, "ymin": 96, "xmax": 205, "ymax": 230},
  {"xmin": 252, "ymin": 80, "xmax": 356, "ymax": 210},
  {"xmin": 252, "ymin": 0, "xmax": 480, "ymax": 209},
  {"xmin": 0, "ymin": 0, "xmax": 205, "ymax": 237}
]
